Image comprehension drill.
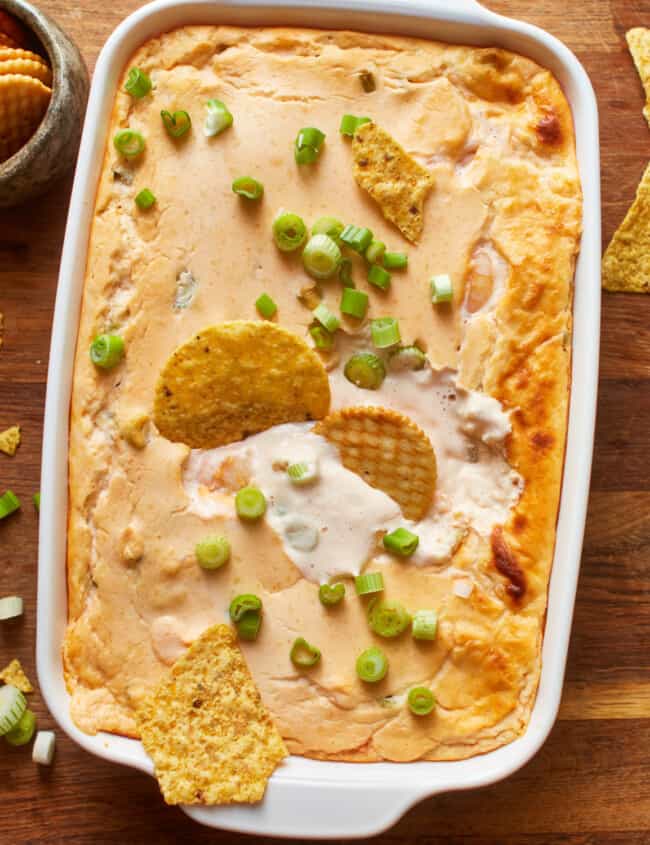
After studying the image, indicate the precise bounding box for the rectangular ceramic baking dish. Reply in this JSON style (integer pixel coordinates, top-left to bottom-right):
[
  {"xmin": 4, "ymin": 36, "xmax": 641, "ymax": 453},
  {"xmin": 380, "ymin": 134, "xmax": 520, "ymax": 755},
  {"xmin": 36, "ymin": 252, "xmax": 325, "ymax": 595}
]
[{"xmin": 37, "ymin": 0, "xmax": 600, "ymax": 837}]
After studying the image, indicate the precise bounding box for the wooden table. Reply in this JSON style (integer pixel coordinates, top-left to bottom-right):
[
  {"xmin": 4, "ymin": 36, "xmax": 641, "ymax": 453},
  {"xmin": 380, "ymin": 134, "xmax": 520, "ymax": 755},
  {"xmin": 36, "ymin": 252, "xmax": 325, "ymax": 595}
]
[{"xmin": 1, "ymin": 0, "xmax": 649, "ymax": 841}]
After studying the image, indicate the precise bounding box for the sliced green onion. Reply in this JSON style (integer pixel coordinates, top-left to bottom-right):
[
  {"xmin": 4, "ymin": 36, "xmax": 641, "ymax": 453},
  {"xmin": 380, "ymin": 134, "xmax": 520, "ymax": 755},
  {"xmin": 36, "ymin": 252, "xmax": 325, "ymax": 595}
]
[
  {"xmin": 388, "ymin": 346, "xmax": 427, "ymax": 372},
  {"xmin": 0, "ymin": 596, "xmax": 23, "ymax": 620},
  {"xmin": 89, "ymin": 334, "xmax": 124, "ymax": 370},
  {"xmin": 33, "ymin": 492, "xmax": 40, "ymax": 512},
  {"xmin": 430, "ymin": 273, "xmax": 453, "ymax": 304},
  {"xmin": 195, "ymin": 535, "xmax": 230, "ymax": 570},
  {"xmin": 255, "ymin": 292, "xmax": 277, "ymax": 319},
  {"xmin": 5, "ymin": 709, "xmax": 36, "ymax": 746},
  {"xmin": 232, "ymin": 176, "xmax": 264, "ymax": 200},
  {"xmin": 408, "ymin": 686, "xmax": 435, "ymax": 716},
  {"xmin": 0, "ymin": 685, "xmax": 26, "ymax": 735},
  {"xmin": 365, "ymin": 240, "xmax": 386, "ymax": 265},
  {"xmin": 0, "ymin": 491, "xmax": 20, "ymax": 520},
  {"xmin": 302, "ymin": 234, "xmax": 342, "ymax": 280},
  {"xmin": 311, "ymin": 216, "xmax": 344, "ymax": 242},
  {"xmin": 355, "ymin": 571, "xmax": 384, "ymax": 596},
  {"xmin": 338, "ymin": 258, "xmax": 354, "ymax": 287},
  {"xmin": 32, "ymin": 731, "xmax": 56, "ymax": 765},
  {"xmin": 339, "ymin": 114, "xmax": 372, "ymax": 137},
  {"xmin": 367, "ymin": 598, "xmax": 411, "ymax": 638},
  {"xmin": 360, "ymin": 70, "xmax": 377, "ymax": 93},
  {"xmin": 368, "ymin": 264, "xmax": 391, "ymax": 291},
  {"xmin": 318, "ymin": 582, "xmax": 345, "ymax": 607},
  {"xmin": 383, "ymin": 527, "xmax": 419, "ymax": 557},
  {"xmin": 412, "ymin": 609, "xmax": 438, "ymax": 641},
  {"xmin": 290, "ymin": 637, "xmax": 321, "ymax": 667},
  {"xmin": 294, "ymin": 127, "xmax": 325, "ymax": 164},
  {"xmin": 371, "ymin": 317, "xmax": 401, "ymax": 349},
  {"xmin": 273, "ymin": 211, "xmax": 307, "ymax": 252},
  {"xmin": 135, "ymin": 188, "xmax": 156, "ymax": 210},
  {"xmin": 340, "ymin": 225, "xmax": 373, "ymax": 254},
  {"xmin": 344, "ymin": 352, "xmax": 385, "ymax": 390},
  {"xmin": 309, "ymin": 325, "xmax": 334, "ymax": 350},
  {"xmin": 356, "ymin": 646, "xmax": 387, "ymax": 682},
  {"xmin": 229, "ymin": 594, "xmax": 263, "ymax": 641},
  {"xmin": 312, "ymin": 303, "xmax": 341, "ymax": 333},
  {"xmin": 235, "ymin": 486, "xmax": 267, "ymax": 521},
  {"xmin": 161, "ymin": 109, "xmax": 191, "ymax": 138},
  {"xmin": 340, "ymin": 287, "xmax": 368, "ymax": 319},
  {"xmin": 287, "ymin": 461, "xmax": 319, "ymax": 485},
  {"xmin": 124, "ymin": 67, "xmax": 152, "ymax": 99},
  {"xmin": 113, "ymin": 129, "xmax": 145, "ymax": 159},
  {"xmin": 204, "ymin": 98, "xmax": 233, "ymax": 137},
  {"xmin": 383, "ymin": 251, "xmax": 408, "ymax": 271}
]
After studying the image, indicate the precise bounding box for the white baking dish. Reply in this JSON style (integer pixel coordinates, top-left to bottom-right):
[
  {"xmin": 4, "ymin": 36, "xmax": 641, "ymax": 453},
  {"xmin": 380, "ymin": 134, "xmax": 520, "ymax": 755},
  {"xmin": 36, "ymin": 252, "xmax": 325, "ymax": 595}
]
[{"xmin": 37, "ymin": 0, "xmax": 600, "ymax": 837}]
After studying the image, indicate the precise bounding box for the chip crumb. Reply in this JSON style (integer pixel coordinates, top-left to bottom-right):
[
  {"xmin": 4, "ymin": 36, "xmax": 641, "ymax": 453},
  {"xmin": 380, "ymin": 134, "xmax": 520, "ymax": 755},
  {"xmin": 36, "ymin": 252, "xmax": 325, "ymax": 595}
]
[
  {"xmin": 136, "ymin": 623, "xmax": 287, "ymax": 805},
  {"xmin": 120, "ymin": 414, "xmax": 150, "ymax": 449},
  {"xmin": 0, "ymin": 658, "xmax": 33, "ymax": 692},
  {"xmin": 627, "ymin": 28, "xmax": 650, "ymax": 126},
  {"xmin": 0, "ymin": 424, "xmax": 20, "ymax": 456},
  {"xmin": 351, "ymin": 122, "xmax": 434, "ymax": 243},
  {"xmin": 602, "ymin": 161, "xmax": 650, "ymax": 293}
]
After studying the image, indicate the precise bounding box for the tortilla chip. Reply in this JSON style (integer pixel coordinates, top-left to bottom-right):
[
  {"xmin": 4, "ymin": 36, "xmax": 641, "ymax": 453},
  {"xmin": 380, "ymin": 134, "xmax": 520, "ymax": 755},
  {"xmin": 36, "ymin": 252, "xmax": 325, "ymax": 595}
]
[
  {"xmin": 602, "ymin": 161, "xmax": 650, "ymax": 292},
  {"xmin": 352, "ymin": 122, "xmax": 434, "ymax": 243},
  {"xmin": 136, "ymin": 623, "xmax": 287, "ymax": 805},
  {"xmin": 0, "ymin": 425, "xmax": 20, "ymax": 455},
  {"xmin": 154, "ymin": 321, "xmax": 331, "ymax": 449},
  {"xmin": 314, "ymin": 406, "xmax": 437, "ymax": 520},
  {"xmin": 627, "ymin": 28, "xmax": 650, "ymax": 126},
  {"xmin": 0, "ymin": 659, "xmax": 33, "ymax": 692}
]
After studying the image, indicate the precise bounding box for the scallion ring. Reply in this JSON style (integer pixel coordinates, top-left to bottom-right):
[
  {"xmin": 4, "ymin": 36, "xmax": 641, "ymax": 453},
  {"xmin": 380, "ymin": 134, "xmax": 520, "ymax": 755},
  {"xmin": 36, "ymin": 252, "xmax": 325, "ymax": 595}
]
[
  {"xmin": 287, "ymin": 461, "xmax": 319, "ymax": 485},
  {"xmin": 383, "ymin": 251, "xmax": 408, "ymax": 271},
  {"xmin": 309, "ymin": 325, "xmax": 334, "ymax": 350},
  {"xmin": 408, "ymin": 686, "xmax": 436, "ymax": 716},
  {"xmin": 388, "ymin": 346, "xmax": 427, "ymax": 372},
  {"xmin": 255, "ymin": 293, "xmax": 277, "ymax": 319},
  {"xmin": 0, "ymin": 685, "xmax": 26, "ymax": 735},
  {"xmin": 431, "ymin": 273, "xmax": 453, "ymax": 304},
  {"xmin": 290, "ymin": 637, "xmax": 321, "ymax": 667},
  {"xmin": 0, "ymin": 491, "xmax": 20, "ymax": 520},
  {"xmin": 339, "ymin": 114, "xmax": 372, "ymax": 137},
  {"xmin": 371, "ymin": 317, "xmax": 401, "ymax": 349},
  {"xmin": 235, "ymin": 486, "xmax": 267, "ymax": 521},
  {"xmin": 89, "ymin": 334, "xmax": 125, "ymax": 370},
  {"xmin": 113, "ymin": 129, "xmax": 145, "ymax": 159},
  {"xmin": 340, "ymin": 287, "xmax": 368, "ymax": 319},
  {"xmin": 273, "ymin": 211, "xmax": 307, "ymax": 252},
  {"xmin": 338, "ymin": 258, "xmax": 354, "ymax": 287},
  {"xmin": 124, "ymin": 67, "xmax": 152, "ymax": 99},
  {"xmin": 368, "ymin": 264, "xmax": 391, "ymax": 291},
  {"xmin": 311, "ymin": 216, "xmax": 344, "ymax": 242},
  {"xmin": 318, "ymin": 582, "xmax": 345, "ymax": 607},
  {"xmin": 229, "ymin": 593, "xmax": 263, "ymax": 641},
  {"xmin": 232, "ymin": 176, "xmax": 264, "ymax": 200},
  {"xmin": 367, "ymin": 598, "xmax": 411, "ymax": 638},
  {"xmin": 5, "ymin": 709, "xmax": 36, "ymax": 746},
  {"xmin": 383, "ymin": 527, "xmax": 419, "ymax": 557},
  {"xmin": 195, "ymin": 535, "xmax": 230, "ymax": 570},
  {"xmin": 161, "ymin": 109, "xmax": 192, "ymax": 138},
  {"xmin": 412, "ymin": 609, "xmax": 438, "ymax": 641},
  {"xmin": 356, "ymin": 646, "xmax": 388, "ymax": 683},
  {"xmin": 302, "ymin": 234, "xmax": 342, "ymax": 280},
  {"xmin": 340, "ymin": 224, "xmax": 373, "ymax": 254},
  {"xmin": 365, "ymin": 240, "xmax": 386, "ymax": 265},
  {"xmin": 294, "ymin": 127, "xmax": 325, "ymax": 165},
  {"xmin": 204, "ymin": 98, "xmax": 233, "ymax": 137},
  {"xmin": 344, "ymin": 352, "xmax": 385, "ymax": 390},
  {"xmin": 135, "ymin": 188, "xmax": 156, "ymax": 210},
  {"xmin": 354, "ymin": 571, "xmax": 384, "ymax": 596},
  {"xmin": 312, "ymin": 303, "xmax": 341, "ymax": 334}
]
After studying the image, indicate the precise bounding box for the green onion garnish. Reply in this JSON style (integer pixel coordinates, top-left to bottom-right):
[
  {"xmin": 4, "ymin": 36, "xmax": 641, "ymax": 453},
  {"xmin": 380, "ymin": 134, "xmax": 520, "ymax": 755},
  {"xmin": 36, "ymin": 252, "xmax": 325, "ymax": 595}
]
[
  {"xmin": 408, "ymin": 686, "xmax": 435, "ymax": 716},
  {"xmin": 338, "ymin": 258, "xmax": 354, "ymax": 287},
  {"xmin": 32, "ymin": 730, "xmax": 56, "ymax": 765},
  {"xmin": 204, "ymin": 98, "xmax": 233, "ymax": 137},
  {"xmin": 255, "ymin": 293, "xmax": 277, "ymax": 319},
  {"xmin": 290, "ymin": 637, "xmax": 321, "ymax": 667},
  {"xmin": 0, "ymin": 685, "xmax": 26, "ymax": 735},
  {"xmin": 356, "ymin": 646, "xmax": 388, "ymax": 683},
  {"xmin": 273, "ymin": 211, "xmax": 307, "ymax": 252},
  {"xmin": 368, "ymin": 264, "xmax": 391, "ymax": 291},
  {"xmin": 113, "ymin": 129, "xmax": 145, "ymax": 159},
  {"xmin": 33, "ymin": 492, "xmax": 40, "ymax": 512},
  {"xmin": 360, "ymin": 70, "xmax": 377, "ymax": 93},
  {"xmin": 354, "ymin": 571, "xmax": 384, "ymax": 596},
  {"xmin": 287, "ymin": 461, "xmax": 319, "ymax": 485},
  {"xmin": 195, "ymin": 535, "xmax": 230, "ymax": 570},
  {"xmin": 302, "ymin": 234, "xmax": 342, "ymax": 280},
  {"xmin": 309, "ymin": 325, "xmax": 334, "ymax": 350},
  {"xmin": 318, "ymin": 582, "xmax": 345, "ymax": 607},
  {"xmin": 430, "ymin": 273, "xmax": 453, "ymax": 304},
  {"xmin": 340, "ymin": 224, "xmax": 373, "ymax": 254},
  {"xmin": 344, "ymin": 352, "xmax": 385, "ymax": 390},
  {"xmin": 89, "ymin": 334, "xmax": 125, "ymax": 370},
  {"xmin": 367, "ymin": 598, "xmax": 411, "ymax": 638},
  {"xmin": 124, "ymin": 67, "xmax": 152, "ymax": 99},
  {"xmin": 235, "ymin": 486, "xmax": 267, "ymax": 521},
  {"xmin": 339, "ymin": 114, "xmax": 372, "ymax": 137},
  {"xmin": 0, "ymin": 596, "xmax": 23, "ymax": 620},
  {"xmin": 0, "ymin": 491, "xmax": 20, "ymax": 520},
  {"xmin": 161, "ymin": 109, "xmax": 191, "ymax": 138},
  {"xmin": 311, "ymin": 216, "xmax": 344, "ymax": 242},
  {"xmin": 371, "ymin": 317, "xmax": 401, "ymax": 349},
  {"xmin": 383, "ymin": 251, "xmax": 408, "ymax": 271},
  {"xmin": 135, "ymin": 188, "xmax": 156, "ymax": 210},
  {"xmin": 5, "ymin": 708, "xmax": 36, "ymax": 746},
  {"xmin": 294, "ymin": 127, "xmax": 326, "ymax": 164},
  {"xmin": 312, "ymin": 303, "xmax": 341, "ymax": 334},
  {"xmin": 232, "ymin": 176, "xmax": 264, "ymax": 200},
  {"xmin": 365, "ymin": 240, "xmax": 386, "ymax": 265},
  {"xmin": 388, "ymin": 346, "xmax": 427, "ymax": 372},
  {"xmin": 229, "ymin": 593, "xmax": 263, "ymax": 641},
  {"xmin": 383, "ymin": 527, "xmax": 419, "ymax": 557},
  {"xmin": 340, "ymin": 287, "xmax": 368, "ymax": 319},
  {"xmin": 412, "ymin": 609, "xmax": 438, "ymax": 641}
]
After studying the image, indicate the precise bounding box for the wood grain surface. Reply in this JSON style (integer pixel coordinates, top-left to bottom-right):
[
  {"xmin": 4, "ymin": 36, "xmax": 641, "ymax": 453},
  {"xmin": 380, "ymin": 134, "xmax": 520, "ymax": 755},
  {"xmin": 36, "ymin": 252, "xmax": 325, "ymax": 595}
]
[{"xmin": 1, "ymin": 0, "xmax": 649, "ymax": 842}]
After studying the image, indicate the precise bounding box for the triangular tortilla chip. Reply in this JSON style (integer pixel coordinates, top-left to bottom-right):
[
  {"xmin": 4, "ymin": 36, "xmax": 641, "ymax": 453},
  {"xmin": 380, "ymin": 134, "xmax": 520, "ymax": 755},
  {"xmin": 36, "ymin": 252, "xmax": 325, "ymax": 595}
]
[
  {"xmin": 0, "ymin": 425, "xmax": 20, "ymax": 456},
  {"xmin": 603, "ymin": 161, "xmax": 650, "ymax": 292},
  {"xmin": 627, "ymin": 28, "xmax": 650, "ymax": 127},
  {"xmin": 0, "ymin": 658, "xmax": 33, "ymax": 692}
]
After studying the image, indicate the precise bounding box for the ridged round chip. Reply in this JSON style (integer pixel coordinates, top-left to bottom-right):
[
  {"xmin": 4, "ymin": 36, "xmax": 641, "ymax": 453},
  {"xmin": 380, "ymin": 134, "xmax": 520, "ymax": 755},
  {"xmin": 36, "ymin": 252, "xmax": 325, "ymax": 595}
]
[
  {"xmin": 0, "ymin": 73, "xmax": 51, "ymax": 163},
  {"xmin": 0, "ymin": 47, "xmax": 47, "ymax": 65},
  {"xmin": 154, "ymin": 321, "xmax": 331, "ymax": 449},
  {"xmin": 314, "ymin": 406, "xmax": 437, "ymax": 520},
  {"xmin": 0, "ymin": 58, "xmax": 52, "ymax": 86}
]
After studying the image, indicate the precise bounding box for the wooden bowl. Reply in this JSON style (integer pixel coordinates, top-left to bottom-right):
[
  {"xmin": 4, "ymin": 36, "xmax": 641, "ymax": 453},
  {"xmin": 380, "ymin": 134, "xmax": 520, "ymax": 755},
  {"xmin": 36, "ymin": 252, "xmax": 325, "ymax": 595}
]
[{"xmin": 0, "ymin": 0, "xmax": 89, "ymax": 207}]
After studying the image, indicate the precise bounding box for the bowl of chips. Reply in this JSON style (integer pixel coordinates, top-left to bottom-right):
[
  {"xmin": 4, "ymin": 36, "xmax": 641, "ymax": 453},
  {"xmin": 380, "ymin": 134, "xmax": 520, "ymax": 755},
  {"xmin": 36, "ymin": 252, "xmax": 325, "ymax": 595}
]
[{"xmin": 0, "ymin": 0, "xmax": 88, "ymax": 207}]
